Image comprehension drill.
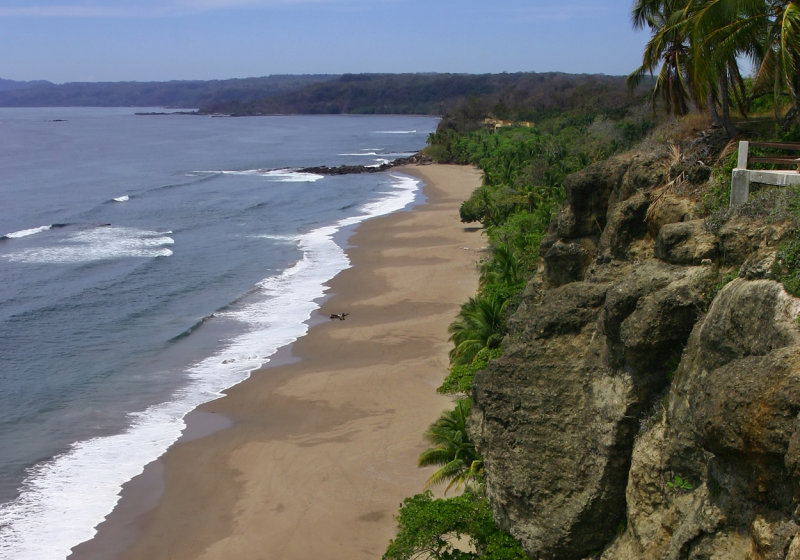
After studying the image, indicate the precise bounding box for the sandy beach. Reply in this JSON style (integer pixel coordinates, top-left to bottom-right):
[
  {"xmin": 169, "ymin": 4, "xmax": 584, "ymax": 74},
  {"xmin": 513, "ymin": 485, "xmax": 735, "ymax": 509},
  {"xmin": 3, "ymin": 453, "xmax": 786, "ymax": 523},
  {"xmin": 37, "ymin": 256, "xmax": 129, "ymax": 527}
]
[{"xmin": 69, "ymin": 163, "xmax": 483, "ymax": 560}]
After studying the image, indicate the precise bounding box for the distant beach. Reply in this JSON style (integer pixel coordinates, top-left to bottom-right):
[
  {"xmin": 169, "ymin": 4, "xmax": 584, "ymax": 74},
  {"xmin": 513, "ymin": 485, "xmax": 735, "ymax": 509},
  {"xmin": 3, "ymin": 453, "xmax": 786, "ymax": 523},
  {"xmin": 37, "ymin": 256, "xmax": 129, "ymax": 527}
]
[{"xmin": 69, "ymin": 163, "xmax": 482, "ymax": 559}]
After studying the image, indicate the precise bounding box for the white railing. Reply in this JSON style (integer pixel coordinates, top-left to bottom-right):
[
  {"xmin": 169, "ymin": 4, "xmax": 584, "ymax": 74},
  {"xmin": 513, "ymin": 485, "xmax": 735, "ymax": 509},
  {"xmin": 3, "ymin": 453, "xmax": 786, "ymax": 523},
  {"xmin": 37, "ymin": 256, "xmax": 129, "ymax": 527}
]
[{"xmin": 730, "ymin": 140, "xmax": 800, "ymax": 206}]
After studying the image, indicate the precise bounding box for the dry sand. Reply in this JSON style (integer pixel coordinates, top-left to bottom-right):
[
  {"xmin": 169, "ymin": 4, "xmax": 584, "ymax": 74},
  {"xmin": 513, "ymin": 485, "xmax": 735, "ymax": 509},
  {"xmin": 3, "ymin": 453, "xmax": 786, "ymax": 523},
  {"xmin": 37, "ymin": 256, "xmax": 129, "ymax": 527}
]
[{"xmin": 69, "ymin": 163, "xmax": 483, "ymax": 560}]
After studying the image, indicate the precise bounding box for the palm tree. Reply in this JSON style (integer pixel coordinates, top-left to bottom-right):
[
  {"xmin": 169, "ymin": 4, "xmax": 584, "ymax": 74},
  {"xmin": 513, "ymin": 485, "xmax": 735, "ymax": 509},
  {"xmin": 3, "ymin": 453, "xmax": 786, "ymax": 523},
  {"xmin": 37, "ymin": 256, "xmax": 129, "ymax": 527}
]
[
  {"xmin": 448, "ymin": 294, "xmax": 507, "ymax": 366},
  {"xmin": 687, "ymin": 0, "xmax": 753, "ymax": 134},
  {"xmin": 749, "ymin": 0, "xmax": 800, "ymax": 124},
  {"xmin": 480, "ymin": 244, "xmax": 523, "ymax": 290},
  {"xmin": 629, "ymin": 0, "xmax": 698, "ymax": 116},
  {"xmin": 639, "ymin": 0, "xmax": 800, "ymax": 128},
  {"xmin": 418, "ymin": 399, "xmax": 483, "ymax": 493}
]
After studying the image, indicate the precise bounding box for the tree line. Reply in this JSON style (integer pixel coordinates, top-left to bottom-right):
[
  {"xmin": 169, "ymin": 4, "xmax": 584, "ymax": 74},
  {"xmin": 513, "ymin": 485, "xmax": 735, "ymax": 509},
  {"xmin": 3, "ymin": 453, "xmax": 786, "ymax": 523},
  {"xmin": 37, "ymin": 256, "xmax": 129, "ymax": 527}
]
[{"xmin": 201, "ymin": 72, "xmax": 644, "ymax": 118}]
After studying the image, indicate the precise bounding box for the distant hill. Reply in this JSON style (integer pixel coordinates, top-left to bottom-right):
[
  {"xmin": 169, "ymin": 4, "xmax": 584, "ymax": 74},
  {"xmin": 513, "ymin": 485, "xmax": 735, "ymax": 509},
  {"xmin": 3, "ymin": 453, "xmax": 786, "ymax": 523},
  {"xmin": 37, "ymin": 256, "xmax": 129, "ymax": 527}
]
[
  {"xmin": 199, "ymin": 72, "xmax": 640, "ymax": 120},
  {"xmin": 0, "ymin": 75, "xmax": 337, "ymax": 108},
  {"xmin": 0, "ymin": 78, "xmax": 52, "ymax": 92},
  {"xmin": 0, "ymin": 73, "xmax": 646, "ymax": 124}
]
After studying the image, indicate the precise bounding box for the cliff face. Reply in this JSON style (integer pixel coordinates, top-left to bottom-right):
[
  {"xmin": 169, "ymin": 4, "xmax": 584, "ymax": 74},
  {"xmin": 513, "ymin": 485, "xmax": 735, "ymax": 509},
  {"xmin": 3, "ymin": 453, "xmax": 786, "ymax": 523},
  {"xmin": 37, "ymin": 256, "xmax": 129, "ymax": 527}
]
[{"xmin": 468, "ymin": 135, "xmax": 800, "ymax": 559}]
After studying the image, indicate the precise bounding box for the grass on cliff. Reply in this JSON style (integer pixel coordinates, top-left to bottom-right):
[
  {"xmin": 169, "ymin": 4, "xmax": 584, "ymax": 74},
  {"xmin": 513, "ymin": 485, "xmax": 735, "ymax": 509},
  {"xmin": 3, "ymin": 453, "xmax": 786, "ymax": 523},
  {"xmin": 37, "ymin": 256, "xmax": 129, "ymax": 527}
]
[{"xmin": 774, "ymin": 234, "xmax": 800, "ymax": 297}]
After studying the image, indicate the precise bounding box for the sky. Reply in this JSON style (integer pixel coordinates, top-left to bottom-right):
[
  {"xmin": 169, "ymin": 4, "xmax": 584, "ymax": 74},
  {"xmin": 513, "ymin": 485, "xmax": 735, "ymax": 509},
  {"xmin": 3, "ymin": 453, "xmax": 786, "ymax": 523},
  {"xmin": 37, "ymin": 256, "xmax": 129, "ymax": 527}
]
[{"xmin": 0, "ymin": 0, "xmax": 651, "ymax": 83}]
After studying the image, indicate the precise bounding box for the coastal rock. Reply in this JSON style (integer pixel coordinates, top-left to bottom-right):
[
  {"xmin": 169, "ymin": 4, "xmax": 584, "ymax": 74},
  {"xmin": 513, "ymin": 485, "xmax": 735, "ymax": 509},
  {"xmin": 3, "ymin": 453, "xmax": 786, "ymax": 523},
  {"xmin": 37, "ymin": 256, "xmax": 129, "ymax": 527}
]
[
  {"xmin": 739, "ymin": 249, "xmax": 778, "ymax": 280},
  {"xmin": 596, "ymin": 192, "xmax": 650, "ymax": 261},
  {"xmin": 645, "ymin": 192, "xmax": 696, "ymax": 239},
  {"xmin": 654, "ymin": 220, "xmax": 718, "ymax": 265},
  {"xmin": 604, "ymin": 279, "xmax": 800, "ymax": 559},
  {"xmin": 297, "ymin": 152, "xmax": 432, "ymax": 176},
  {"xmin": 470, "ymin": 254, "xmax": 711, "ymax": 559},
  {"xmin": 557, "ymin": 154, "xmax": 632, "ymax": 239},
  {"xmin": 468, "ymin": 137, "xmax": 800, "ymax": 560},
  {"xmin": 539, "ymin": 239, "xmax": 595, "ymax": 287},
  {"xmin": 716, "ymin": 216, "xmax": 793, "ymax": 265}
]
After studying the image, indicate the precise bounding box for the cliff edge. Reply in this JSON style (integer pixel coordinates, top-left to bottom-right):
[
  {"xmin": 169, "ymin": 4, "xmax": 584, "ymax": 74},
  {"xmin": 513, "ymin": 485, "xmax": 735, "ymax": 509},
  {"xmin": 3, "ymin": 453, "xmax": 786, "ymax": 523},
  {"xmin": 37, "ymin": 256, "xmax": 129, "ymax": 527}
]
[{"xmin": 468, "ymin": 131, "xmax": 800, "ymax": 559}]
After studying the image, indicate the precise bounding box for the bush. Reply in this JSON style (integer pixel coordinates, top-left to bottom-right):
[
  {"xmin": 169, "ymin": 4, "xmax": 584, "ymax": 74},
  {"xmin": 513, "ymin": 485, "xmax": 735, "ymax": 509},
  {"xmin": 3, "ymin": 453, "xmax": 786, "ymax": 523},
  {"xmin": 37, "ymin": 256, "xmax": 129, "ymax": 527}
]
[
  {"xmin": 774, "ymin": 234, "xmax": 800, "ymax": 297},
  {"xmin": 383, "ymin": 491, "xmax": 526, "ymax": 560},
  {"xmin": 439, "ymin": 347, "xmax": 503, "ymax": 395}
]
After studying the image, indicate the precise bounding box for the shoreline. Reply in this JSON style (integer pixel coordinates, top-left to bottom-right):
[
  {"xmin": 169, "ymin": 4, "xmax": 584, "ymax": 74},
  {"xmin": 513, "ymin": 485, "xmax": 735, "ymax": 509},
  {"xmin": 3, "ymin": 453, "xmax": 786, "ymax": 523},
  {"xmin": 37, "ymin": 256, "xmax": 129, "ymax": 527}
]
[{"xmin": 69, "ymin": 163, "xmax": 483, "ymax": 560}]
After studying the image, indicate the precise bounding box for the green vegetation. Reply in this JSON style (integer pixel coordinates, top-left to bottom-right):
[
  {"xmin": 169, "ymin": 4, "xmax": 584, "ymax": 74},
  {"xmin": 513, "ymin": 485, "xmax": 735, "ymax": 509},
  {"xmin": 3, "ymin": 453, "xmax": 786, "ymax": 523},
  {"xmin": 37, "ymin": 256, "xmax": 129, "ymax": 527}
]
[
  {"xmin": 448, "ymin": 295, "xmax": 508, "ymax": 367},
  {"xmin": 430, "ymin": 102, "xmax": 654, "ymax": 355},
  {"xmin": 438, "ymin": 347, "xmax": 503, "ymax": 395},
  {"xmin": 382, "ymin": 64, "xmax": 660, "ymax": 558},
  {"xmin": 419, "ymin": 399, "xmax": 483, "ymax": 493},
  {"xmin": 0, "ymin": 75, "xmax": 336, "ymax": 108},
  {"xmin": 667, "ymin": 474, "xmax": 694, "ymax": 491},
  {"xmin": 630, "ymin": 0, "xmax": 800, "ymax": 131},
  {"xmin": 774, "ymin": 233, "xmax": 800, "ymax": 296},
  {"xmin": 383, "ymin": 491, "xmax": 526, "ymax": 560},
  {"xmin": 204, "ymin": 72, "xmax": 644, "ymax": 117}
]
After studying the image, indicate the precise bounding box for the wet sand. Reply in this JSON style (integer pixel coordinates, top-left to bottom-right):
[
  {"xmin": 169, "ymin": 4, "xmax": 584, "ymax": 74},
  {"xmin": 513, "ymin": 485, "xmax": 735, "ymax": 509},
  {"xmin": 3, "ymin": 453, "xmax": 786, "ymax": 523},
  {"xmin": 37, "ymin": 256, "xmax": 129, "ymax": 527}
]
[{"xmin": 70, "ymin": 163, "xmax": 483, "ymax": 560}]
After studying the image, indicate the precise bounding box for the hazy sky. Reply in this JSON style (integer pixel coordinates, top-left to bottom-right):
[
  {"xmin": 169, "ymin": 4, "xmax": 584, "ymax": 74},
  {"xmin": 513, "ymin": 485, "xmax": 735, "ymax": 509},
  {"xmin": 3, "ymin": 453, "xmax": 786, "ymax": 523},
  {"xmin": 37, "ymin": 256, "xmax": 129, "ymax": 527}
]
[{"xmin": 0, "ymin": 0, "xmax": 650, "ymax": 83}]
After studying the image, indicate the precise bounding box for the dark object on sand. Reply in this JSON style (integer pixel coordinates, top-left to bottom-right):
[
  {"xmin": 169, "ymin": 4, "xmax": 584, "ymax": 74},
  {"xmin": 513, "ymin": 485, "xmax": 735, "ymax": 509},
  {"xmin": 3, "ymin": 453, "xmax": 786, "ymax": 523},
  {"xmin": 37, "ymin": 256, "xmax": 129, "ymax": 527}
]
[{"xmin": 329, "ymin": 313, "xmax": 350, "ymax": 321}]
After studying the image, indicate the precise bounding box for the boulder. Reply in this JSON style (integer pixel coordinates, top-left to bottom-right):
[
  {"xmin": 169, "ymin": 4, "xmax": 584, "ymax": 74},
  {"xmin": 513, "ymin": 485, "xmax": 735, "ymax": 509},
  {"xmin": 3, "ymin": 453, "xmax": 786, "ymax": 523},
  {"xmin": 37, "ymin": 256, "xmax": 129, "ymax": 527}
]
[{"xmin": 654, "ymin": 220, "xmax": 718, "ymax": 265}]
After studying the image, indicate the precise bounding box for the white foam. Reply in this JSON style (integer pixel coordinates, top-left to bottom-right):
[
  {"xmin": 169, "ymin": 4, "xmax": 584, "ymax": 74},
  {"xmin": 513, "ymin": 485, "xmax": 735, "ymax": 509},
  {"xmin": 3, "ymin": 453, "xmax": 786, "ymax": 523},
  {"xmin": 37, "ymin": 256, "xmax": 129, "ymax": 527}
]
[
  {"xmin": 0, "ymin": 174, "xmax": 421, "ymax": 560},
  {"xmin": 252, "ymin": 234, "xmax": 298, "ymax": 242},
  {"xmin": 195, "ymin": 169, "xmax": 323, "ymax": 182},
  {"xmin": 4, "ymin": 225, "xmax": 52, "ymax": 239},
  {"xmin": 2, "ymin": 226, "xmax": 174, "ymax": 264},
  {"xmin": 261, "ymin": 170, "xmax": 324, "ymax": 183},
  {"xmin": 112, "ymin": 195, "xmax": 129, "ymax": 202}
]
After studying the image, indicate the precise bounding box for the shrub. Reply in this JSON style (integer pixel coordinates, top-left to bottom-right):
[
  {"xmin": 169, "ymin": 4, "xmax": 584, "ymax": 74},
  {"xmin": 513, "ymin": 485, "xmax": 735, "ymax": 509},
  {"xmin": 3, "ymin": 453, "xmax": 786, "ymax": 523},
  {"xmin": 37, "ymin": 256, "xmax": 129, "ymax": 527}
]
[
  {"xmin": 438, "ymin": 347, "xmax": 503, "ymax": 395},
  {"xmin": 384, "ymin": 491, "xmax": 526, "ymax": 560}
]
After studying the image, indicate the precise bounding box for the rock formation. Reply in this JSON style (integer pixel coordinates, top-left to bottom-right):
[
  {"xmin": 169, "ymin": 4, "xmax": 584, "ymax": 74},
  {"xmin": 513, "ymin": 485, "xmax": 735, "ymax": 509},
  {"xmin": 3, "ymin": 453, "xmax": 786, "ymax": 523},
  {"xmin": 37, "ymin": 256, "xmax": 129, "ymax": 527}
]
[{"xmin": 468, "ymin": 132, "xmax": 800, "ymax": 559}]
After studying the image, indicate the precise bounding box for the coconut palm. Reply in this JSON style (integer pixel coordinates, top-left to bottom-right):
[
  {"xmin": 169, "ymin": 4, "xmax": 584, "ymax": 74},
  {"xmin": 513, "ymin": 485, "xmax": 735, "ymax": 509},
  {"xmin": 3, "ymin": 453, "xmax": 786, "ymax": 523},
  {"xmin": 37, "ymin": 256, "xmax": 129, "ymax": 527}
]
[
  {"xmin": 448, "ymin": 294, "xmax": 507, "ymax": 366},
  {"xmin": 629, "ymin": 0, "xmax": 698, "ymax": 116},
  {"xmin": 747, "ymin": 0, "xmax": 800, "ymax": 123},
  {"xmin": 480, "ymin": 244, "xmax": 523, "ymax": 291},
  {"xmin": 418, "ymin": 399, "xmax": 483, "ymax": 493},
  {"xmin": 686, "ymin": 0, "xmax": 753, "ymax": 133},
  {"xmin": 634, "ymin": 0, "xmax": 800, "ymax": 127}
]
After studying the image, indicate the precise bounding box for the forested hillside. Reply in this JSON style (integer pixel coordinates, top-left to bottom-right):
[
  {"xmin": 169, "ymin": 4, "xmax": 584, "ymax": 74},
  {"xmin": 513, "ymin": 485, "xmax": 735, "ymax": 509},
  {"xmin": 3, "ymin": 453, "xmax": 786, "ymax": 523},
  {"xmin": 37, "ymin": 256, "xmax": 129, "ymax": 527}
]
[
  {"xmin": 0, "ymin": 75, "xmax": 335, "ymax": 108},
  {"xmin": 0, "ymin": 72, "xmax": 644, "ymax": 118},
  {"xmin": 199, "ymin": 72, "xmax": 640, "ymax": 117}
]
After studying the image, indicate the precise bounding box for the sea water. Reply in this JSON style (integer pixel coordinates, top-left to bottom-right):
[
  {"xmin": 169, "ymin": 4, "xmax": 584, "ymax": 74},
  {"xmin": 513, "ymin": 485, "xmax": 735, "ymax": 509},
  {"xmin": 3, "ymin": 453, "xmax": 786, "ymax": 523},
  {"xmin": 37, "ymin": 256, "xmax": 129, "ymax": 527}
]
[{"xmin": 0, "ymin": 107, "xmax": 438, "ymax": 559}]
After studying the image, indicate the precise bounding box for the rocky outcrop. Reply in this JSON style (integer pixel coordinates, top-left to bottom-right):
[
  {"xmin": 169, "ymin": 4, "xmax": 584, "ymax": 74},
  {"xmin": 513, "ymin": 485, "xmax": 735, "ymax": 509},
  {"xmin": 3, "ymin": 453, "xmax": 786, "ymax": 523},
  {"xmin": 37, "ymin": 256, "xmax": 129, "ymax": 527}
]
[
  {"xmin": 297, "ymin": 152, "xmax": 432, "ymax": 175},
  {"xmin": 468, "ymin": 136, "xmax": 800, "ymax": 560},
  {"xmin": 471, "ymin": 259, "xmax": 712, "ymax": 559},
  {"xmin": 604, "ymin": 279, "xmax": 800, "ymax": 560},
  {"xmin": 655, "ymin": 220, "xmax": 718, "ymax": 265}
]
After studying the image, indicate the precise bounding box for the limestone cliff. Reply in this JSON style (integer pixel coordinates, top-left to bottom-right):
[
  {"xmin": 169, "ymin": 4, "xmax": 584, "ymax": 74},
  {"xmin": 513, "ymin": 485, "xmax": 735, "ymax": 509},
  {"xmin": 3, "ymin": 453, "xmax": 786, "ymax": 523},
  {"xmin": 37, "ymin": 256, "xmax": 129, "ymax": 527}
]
[{"xmin": 468, "ymin": 132, "xmax": 800, "ymax": 559}]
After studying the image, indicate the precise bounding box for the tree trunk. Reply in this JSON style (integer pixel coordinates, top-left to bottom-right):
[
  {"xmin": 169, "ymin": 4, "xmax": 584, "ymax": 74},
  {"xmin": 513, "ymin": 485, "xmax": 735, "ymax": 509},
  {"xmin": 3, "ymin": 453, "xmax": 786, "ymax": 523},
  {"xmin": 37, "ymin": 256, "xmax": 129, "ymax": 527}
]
[
  {"xmin": 707, "ymin": 91, "xmax": 722, "ymax": 128},
  {"xmin": 719, "ymin": 71, "xmax": 737, "ymax": 137}
]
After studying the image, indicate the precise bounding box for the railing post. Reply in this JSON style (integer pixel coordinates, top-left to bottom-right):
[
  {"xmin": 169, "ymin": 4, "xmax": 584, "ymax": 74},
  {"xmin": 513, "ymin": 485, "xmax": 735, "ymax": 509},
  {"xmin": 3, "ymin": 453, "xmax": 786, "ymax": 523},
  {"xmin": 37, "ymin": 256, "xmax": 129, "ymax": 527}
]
[
  {"xmin": 730, "ymin": 169, "xmax": 750, "ymax": 206},
  {"xmin": 737, "ymin": 140, "xmax": 749, "ymax": 169},
  {"xmin": 730, "ymin": 141, "xmax": 751, "ymax": 207}
]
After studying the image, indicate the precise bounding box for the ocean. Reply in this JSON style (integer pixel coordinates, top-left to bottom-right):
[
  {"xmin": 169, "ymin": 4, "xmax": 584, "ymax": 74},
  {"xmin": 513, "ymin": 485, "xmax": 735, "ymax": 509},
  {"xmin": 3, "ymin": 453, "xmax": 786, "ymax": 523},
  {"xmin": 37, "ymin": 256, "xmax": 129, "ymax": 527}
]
[{"xmin": 0, "ymin": 107, "xmax": 439, "ymax": 559}]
